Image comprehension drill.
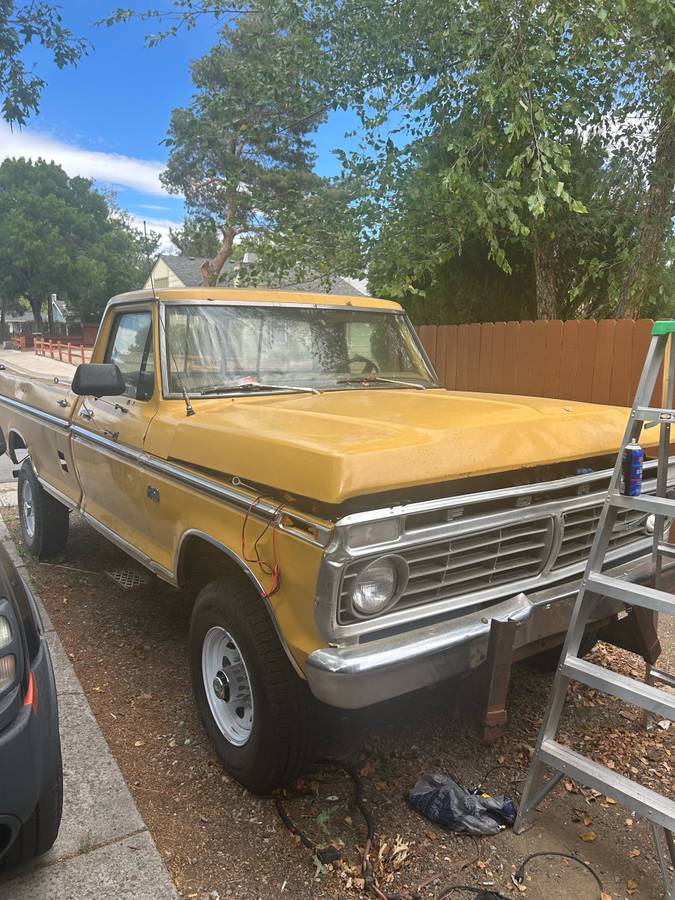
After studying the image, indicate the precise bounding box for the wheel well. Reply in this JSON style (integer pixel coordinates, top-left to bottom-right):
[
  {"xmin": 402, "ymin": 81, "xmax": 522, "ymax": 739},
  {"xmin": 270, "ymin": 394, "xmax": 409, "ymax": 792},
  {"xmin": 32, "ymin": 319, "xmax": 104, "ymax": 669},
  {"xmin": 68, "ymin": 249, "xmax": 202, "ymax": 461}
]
[
  {"xmin": 177, "ymin": 533, "xmax": 261, "ymax": 594},
  {"xmin": 7, "ymin": 430, "xmax": 26, "ymax": 464}
]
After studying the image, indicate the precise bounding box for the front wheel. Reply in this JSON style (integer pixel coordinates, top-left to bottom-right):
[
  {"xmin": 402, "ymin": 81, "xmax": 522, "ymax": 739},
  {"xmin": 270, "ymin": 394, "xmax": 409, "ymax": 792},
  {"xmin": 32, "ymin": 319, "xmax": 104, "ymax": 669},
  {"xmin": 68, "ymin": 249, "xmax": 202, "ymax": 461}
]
[
  {"xmin": 17, "ymin": 461, "xmax": 69, "ymax": 559},
  {"xmin": 189, "ymin": 575, "xmax": 315, "ymax": 793}
]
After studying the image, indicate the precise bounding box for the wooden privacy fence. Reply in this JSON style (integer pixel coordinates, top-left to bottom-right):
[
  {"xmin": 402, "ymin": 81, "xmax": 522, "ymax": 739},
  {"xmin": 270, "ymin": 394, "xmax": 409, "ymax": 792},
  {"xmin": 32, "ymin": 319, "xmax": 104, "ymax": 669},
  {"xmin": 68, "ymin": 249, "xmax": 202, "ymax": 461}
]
[{"xmin": 417, "ymin": 319, "xmax": 661, "ymax": 408}]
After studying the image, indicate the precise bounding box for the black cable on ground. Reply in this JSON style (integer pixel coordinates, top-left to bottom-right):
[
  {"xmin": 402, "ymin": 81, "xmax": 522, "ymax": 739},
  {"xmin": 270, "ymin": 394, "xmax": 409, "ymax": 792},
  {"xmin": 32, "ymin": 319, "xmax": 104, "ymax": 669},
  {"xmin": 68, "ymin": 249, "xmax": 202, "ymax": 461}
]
[
  {"xmin": 273, "ymin": 759, "xmax": 523, "ymax": 900},
  {"xmin": 436, "ymin": 888, "xmax": 511, "ymax": 900},
  {"xmin": 513, "ymin": 851, "xmax": 604, "ymax": 893}
]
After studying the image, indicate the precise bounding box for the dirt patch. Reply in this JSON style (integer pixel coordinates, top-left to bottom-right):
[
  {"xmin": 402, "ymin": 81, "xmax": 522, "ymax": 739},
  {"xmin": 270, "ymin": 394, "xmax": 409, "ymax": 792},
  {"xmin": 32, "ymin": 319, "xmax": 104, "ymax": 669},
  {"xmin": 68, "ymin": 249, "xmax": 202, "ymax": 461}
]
[{"xmin": 6, "ymin": 509, "xmax": 673, "ymax": 900}]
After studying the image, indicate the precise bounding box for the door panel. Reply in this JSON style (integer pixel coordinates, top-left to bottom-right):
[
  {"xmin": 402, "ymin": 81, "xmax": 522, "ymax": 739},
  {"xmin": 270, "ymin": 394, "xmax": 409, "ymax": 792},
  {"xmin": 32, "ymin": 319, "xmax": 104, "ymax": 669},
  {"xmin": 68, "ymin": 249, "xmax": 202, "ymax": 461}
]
[{"xmin": 71, "ymin": 308, "xmax": 158, "ymax": 553}]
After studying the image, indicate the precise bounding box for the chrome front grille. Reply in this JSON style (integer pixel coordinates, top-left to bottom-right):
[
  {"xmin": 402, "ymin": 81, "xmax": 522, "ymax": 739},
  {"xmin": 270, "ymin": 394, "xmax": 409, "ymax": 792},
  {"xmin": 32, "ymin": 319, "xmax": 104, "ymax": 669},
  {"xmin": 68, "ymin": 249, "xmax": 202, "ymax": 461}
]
[
  {"xmin": 553, "ymin": 504, "xmax": 649, "ymax": 571},
  {"xmin": 337, "ymin": 499, "xmax": 653, "ymax": 626},
  {"xmin": 338, "ymin": 518, "xmax": 554, "ymax": 624}
]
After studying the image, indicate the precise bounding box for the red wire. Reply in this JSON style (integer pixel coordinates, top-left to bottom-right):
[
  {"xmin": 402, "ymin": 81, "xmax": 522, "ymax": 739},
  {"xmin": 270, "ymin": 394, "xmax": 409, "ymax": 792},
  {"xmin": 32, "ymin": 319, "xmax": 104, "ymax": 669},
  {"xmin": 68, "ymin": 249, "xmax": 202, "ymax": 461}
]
[{"xmin": 241, "ymin": 496, "xmax": 283, "ymax": 598}]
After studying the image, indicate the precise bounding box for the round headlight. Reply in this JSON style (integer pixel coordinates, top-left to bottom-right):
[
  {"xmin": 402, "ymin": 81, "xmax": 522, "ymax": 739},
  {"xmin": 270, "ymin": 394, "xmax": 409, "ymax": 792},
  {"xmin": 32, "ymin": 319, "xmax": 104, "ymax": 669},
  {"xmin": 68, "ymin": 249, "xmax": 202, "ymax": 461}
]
[
  {"xmin": 645, "ymin": 514, "xmax": 673, "ymax": 535},
  {"xmin": 351, "ymin": 556, "xmax": 407, "ymax": 617}
]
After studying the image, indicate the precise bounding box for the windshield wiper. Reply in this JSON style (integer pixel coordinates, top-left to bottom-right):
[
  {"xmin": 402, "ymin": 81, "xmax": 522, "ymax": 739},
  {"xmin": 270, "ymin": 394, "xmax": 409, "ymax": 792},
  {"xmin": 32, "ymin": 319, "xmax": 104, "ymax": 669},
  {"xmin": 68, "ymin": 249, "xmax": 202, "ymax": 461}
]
[
  {"xmin": 199, "ymin": 381, "xmax": 321, "ymax": 396},
  {"xmin": 336, "ymin": 375, "xmax": 428, "ymax": 390}
]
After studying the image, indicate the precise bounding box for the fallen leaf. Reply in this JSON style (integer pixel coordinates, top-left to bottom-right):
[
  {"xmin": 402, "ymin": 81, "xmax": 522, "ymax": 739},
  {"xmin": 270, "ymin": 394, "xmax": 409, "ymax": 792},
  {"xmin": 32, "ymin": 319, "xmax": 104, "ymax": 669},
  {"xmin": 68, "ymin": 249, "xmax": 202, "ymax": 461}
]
[
  {"xmin": 629, "ymin": 848, "xmax": 640, "ymax": 858},
  {"xmin": 579, "ymin": 831, "xmax": 597, "ymax": 842},
  {"xmin": 627, "ymin": 879, "xmax": 638, "ymax": 891},
  {"xmin": 625, "ymin": 818, "xmax": 634, "ymax": 826},
  {"xmin": 134, "ymin": 740, "xmax": 145, "ymax": 747}
]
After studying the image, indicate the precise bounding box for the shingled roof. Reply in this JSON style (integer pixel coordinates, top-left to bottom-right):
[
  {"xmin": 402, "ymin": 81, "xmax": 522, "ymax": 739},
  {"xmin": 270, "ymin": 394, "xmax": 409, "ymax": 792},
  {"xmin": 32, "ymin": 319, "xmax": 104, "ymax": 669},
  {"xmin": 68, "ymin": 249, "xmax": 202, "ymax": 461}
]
[
  {"xmin": 159, "ymin": 255, "xmax": 205, "ymax": 287},
  {"xmin": 157, "ymin": 254, "xmax": 368, "ymax": 296}
]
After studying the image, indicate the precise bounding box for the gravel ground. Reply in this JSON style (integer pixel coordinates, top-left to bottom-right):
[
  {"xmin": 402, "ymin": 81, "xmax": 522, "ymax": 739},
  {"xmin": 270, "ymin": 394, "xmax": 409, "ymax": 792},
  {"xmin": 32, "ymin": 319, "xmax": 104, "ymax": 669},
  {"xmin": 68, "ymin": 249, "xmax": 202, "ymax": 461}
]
[{"xmin": 5, "ymin": 510, "xmax": 673, "ymax": 900}]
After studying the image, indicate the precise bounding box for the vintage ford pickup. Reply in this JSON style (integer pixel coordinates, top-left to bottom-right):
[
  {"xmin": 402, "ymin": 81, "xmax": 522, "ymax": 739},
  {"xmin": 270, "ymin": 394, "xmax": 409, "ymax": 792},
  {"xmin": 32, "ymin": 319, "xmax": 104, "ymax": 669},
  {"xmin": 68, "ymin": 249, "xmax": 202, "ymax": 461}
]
[{"xmin": 0, "ymin": 288, "xmax": 666, "ymax": 791}]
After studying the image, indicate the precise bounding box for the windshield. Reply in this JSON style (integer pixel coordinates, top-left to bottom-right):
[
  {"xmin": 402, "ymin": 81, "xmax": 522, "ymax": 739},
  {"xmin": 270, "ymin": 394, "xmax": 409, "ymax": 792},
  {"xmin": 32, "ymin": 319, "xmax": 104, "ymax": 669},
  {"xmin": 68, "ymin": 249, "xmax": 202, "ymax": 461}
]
[{"xmin": 163, "ymin": 303, "xmax": 436, "ymax": 395}]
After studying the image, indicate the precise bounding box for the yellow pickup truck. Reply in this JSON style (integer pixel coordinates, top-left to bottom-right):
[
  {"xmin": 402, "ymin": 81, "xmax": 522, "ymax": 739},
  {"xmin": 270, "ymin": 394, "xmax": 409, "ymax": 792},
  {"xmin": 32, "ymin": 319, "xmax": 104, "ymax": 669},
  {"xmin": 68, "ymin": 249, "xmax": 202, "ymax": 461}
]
[{"xmin": 0, "ymin": 288, "xmax": 665, "ymax": 792}]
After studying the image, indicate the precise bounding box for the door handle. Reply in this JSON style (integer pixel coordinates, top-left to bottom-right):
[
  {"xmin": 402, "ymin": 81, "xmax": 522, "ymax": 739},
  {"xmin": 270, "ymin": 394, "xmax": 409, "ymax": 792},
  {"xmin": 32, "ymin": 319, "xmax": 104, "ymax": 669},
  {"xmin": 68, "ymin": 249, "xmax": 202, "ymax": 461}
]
[
  {"xmin": 79, "ymin": 407, "xmax": 94, "ymax": 420},
  {"xmin": 57, "ymin": 399, "xmax": 69, "ymax": 408}
]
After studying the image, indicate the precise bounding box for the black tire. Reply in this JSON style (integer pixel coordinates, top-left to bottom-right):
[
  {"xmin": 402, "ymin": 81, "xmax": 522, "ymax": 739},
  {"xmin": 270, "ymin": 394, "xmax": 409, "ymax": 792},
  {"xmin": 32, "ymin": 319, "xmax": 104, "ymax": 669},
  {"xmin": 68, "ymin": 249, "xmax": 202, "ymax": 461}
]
[
  {"xmin": 1, "ymin": 740, "xmax": 63, "ymax": 870},
  {"xmin": 189, "ymin": 574, "xmax": 315, "ymax": 793},
  {"xmin": 17, "ymin": 460, "xmax": 69, "ymax": 559}
]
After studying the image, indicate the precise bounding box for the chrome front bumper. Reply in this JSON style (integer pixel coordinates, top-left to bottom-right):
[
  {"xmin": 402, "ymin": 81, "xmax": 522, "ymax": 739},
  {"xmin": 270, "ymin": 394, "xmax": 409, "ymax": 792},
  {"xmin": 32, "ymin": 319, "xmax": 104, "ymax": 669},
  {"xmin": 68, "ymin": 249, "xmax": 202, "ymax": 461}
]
[{"xmin": 305, "ymin": 554, "xmax": 667, "ymax": 709}]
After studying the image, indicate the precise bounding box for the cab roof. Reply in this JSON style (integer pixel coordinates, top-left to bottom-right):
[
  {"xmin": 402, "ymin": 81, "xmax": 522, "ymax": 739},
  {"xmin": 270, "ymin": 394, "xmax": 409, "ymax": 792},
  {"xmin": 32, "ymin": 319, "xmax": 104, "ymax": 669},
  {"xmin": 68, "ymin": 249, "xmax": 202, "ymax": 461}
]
[{"xmin": 109, "ymin": 287, "xmax": 402, "ymax": 311}]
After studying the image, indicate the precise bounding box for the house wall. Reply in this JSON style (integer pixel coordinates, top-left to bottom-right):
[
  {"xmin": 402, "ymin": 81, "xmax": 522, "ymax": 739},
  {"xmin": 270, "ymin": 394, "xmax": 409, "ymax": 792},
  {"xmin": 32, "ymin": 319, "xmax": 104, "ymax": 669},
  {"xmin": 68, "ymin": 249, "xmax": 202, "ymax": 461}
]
[{"xmin": 144, "ymin": 258, "xmax": 186, "ymax": 290}]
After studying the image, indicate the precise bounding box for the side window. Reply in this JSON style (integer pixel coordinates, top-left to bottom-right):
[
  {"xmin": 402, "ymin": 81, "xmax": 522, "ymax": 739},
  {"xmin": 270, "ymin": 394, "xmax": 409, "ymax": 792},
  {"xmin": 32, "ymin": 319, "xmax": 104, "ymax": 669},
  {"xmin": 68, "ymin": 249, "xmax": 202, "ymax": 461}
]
[{"xmin": 104, "ymin": 311, "xmax": 155, "ymax": 401}]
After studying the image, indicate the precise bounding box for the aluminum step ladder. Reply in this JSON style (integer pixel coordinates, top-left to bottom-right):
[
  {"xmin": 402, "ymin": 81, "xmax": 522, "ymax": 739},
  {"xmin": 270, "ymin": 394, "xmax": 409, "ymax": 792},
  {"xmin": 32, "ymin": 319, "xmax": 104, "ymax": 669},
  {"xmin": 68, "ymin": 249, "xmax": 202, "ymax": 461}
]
[{"xmin": 514, "ymin": 319, "xmax": 675, "ymax": 899}]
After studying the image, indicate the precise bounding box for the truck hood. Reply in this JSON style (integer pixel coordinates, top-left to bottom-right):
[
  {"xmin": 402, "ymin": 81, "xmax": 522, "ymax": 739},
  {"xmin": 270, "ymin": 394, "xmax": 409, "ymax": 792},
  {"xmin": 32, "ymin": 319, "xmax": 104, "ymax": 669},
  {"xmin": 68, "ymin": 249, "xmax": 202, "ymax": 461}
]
[{"xmin": 162, "ymin": 388, "xmax": 647, "ymax": 505}]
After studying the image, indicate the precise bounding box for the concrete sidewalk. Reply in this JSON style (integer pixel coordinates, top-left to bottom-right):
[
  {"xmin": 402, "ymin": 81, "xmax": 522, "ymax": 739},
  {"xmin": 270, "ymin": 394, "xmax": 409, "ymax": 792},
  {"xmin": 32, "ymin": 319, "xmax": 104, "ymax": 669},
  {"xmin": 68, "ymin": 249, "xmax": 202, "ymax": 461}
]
[
  {"xmin": 0, "ymin": 348, "xmax": 76, "ymax": 381},
  {"xmin": 0, "ymin": 515, "xmax": 180, "ymax": 899}
]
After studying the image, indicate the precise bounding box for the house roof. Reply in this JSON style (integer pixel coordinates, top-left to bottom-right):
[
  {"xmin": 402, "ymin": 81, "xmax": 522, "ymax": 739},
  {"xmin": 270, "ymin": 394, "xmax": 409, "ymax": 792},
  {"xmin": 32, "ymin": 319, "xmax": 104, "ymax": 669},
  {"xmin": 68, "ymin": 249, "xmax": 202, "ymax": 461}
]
[
  {"xmin": 156, "ymin": 255, "xmax": 369, "ymax": 297},
  {"xmin": 250, "ymin": 273, "xmax": 368, "ymax": 297},
  {"xmin": 158, "ymin": 254, "xmax": 208, "ymax": 287}
]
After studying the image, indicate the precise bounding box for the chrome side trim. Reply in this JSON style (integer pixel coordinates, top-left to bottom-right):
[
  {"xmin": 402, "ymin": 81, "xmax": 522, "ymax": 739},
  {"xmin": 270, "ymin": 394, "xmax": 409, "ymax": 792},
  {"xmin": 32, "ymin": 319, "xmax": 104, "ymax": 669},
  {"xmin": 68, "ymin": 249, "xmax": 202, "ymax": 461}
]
[
  {"xmin": 36, "ymin": 476, "xmax": 77, "ymax": 511},
  {"xmin": 70, "ymin": 425, "xmax": 331, "ymax": 547},
  {"xmin": 0, "ymin": 394, "xmax": 70, "ymax": 430},
  {"xmin": 81, "ymin": 511, "xmax": 176, "ymax": 585},
  {"xmin": 174, "ymin": 528, "xmax": 305, "ymax": 678}
]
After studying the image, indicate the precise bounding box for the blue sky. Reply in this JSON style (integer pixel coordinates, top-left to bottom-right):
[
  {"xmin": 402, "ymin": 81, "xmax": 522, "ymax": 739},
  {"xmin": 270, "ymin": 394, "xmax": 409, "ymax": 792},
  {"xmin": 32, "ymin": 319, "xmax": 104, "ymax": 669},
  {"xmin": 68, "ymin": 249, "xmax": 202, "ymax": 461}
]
[{"xmin": 0, "ymin": 1, "xmax": 358, "ymax": 247}]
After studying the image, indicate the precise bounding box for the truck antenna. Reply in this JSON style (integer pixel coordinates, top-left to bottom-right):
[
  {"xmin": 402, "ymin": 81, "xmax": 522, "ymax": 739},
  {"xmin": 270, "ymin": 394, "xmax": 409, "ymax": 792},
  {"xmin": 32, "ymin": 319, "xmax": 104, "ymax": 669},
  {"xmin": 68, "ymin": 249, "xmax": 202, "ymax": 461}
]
[{"xmin": 143, "ymin": 221, "xmax": 195, "ymax": 417}]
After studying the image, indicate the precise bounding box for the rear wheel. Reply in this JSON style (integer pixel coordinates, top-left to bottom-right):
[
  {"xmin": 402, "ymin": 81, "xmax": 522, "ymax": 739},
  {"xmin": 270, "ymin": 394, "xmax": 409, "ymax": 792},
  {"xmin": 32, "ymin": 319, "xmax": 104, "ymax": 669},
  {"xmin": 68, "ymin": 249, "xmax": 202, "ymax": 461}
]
[
  {"xmin": 18, "ymin": 461, "xmax": 69, "ymax": 559},
  {"xmin": 189, "ymin": 574, "xmax": 315, "ymax": 793}
]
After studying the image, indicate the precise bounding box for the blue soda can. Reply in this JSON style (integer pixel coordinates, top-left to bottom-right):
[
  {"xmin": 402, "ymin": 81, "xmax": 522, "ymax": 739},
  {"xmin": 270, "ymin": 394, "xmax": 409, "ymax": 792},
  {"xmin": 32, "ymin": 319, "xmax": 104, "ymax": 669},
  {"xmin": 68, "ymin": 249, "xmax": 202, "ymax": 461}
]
[{"xmin": 621, "ymin": 439, "xmax": 644, "ymax": 496}]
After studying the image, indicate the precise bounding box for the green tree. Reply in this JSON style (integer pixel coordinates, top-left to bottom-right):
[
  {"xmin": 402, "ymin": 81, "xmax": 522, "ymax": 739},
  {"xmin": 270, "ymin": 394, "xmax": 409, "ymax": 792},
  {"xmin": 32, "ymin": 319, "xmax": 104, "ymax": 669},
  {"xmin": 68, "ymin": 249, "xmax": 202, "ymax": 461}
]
[
  {"xmin": 289, "ymin": 0, "xmax": 674, "ymax": 319},
  {"xmin": 0, "ymin": 158, "xmax": 156, "ymax": 326},
  {"xmin": 0, "ymin": 1, "xmax": 88, "ymax": 124},
  {"xmin": 106, "ymin": 0, "xmax": 674, "ymax": 318},
  {"xmin": 161, "ymin": 12, "xmax": 338, "ymax": 284},
  {"xmin": 169, "ymin": 216, "xmax": 221, "ymax": 258}
]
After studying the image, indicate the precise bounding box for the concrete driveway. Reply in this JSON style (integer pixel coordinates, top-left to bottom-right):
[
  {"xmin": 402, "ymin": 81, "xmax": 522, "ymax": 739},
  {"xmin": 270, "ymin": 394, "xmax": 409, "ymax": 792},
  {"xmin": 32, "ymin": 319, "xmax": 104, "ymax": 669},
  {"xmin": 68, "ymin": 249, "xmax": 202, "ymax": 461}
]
[{"xmin": 0, "ymin": 516, "xmax": 179, "ymax": 899}]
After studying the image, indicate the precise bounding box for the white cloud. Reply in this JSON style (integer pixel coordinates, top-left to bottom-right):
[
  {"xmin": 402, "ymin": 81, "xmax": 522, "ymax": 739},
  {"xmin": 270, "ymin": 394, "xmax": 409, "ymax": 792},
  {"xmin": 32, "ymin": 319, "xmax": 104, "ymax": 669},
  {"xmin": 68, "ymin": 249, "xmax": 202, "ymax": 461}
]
[{"xmin": 0, "ymin": 123, "xmax": 169, "ymax": 196}]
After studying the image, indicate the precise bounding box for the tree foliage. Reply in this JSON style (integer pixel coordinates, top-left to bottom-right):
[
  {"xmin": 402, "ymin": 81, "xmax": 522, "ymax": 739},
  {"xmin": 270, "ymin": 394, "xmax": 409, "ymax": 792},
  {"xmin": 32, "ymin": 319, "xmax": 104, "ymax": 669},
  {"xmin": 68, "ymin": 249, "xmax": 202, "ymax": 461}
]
[
  {"xmin": 0, "ymin": 1, "xmax": 88, "ymax": 124},
  {"xmin": 160, "ymin": 11, "xmax": 363, "ymax": 284},
  {"xmin": 279, "ymin": 0, "xmax": 674, "ymax": 319},
  {"xmin": 0, "ymin": 158, "xmax": 157, "ymax": 325},
  {"xmin": 109, "ymin": 0, "xmax": 674, "ymax": 319},
  {"xmin": 169, "ymin": 215, "xmax": 221, "ymax": 258}
]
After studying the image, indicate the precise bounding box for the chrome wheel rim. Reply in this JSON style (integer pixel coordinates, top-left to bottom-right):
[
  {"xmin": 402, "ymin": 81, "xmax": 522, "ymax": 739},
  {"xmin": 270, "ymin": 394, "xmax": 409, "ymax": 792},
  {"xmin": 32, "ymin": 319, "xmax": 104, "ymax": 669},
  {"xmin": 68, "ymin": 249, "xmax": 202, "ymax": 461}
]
[
  {"xmin": 21, "ymin": 479, "xmax": 35, "ymax": 541},
  {"xmin": 201, "ymin": 626, "xmax": 254, "ymax": 746}
]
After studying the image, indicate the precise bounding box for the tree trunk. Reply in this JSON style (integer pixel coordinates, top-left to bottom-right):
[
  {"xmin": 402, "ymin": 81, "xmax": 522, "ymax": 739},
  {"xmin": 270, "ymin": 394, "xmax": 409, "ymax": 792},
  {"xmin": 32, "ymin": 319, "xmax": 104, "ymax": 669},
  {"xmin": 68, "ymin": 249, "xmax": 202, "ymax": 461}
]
[
  {"xmin": 533, "ymin": 233, "xmax": 558, "ymax": 319},
  {"xmin": 201, "ymin": 226, "xmax": 237, "ymax": 286},
  {"xmin": 616, "ymin": 114, "xmax": 675, "ymax": 319},
  {"xmin": 28, "ymin": 297, "xmax": 43, "ymax": 329},
  {"xmin": 0, "ymin": 296, "xmax": 6, "ymax": 343}
]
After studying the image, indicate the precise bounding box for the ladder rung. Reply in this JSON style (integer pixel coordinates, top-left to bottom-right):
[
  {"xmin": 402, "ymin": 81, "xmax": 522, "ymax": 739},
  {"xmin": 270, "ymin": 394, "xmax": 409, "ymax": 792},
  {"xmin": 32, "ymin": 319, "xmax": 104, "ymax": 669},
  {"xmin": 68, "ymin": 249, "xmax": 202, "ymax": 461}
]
[
  {"xmin": 562, "ymin": 657, "xmax": 675, "ymax": 719},
  {"xmin": 611, "ymin": 492, "xmax": 675, "ymax": 517},
  {"xmin": 587, "ymin": 572, "xmax": 675, "ymax": 615},
  {"xmin": 657, "ymin": 541, "xmax": 675, "ymax": 559},
  {"xmin": 649, "ymin": 667, "xmax": 675, "ymax": 690},
  {"xmin": 539, "ymin": 739, "xmax": 675, "ymax": 831},
  {"xmin": 634, "ymin": 406, "xmax": 675, "ymax": 423}
]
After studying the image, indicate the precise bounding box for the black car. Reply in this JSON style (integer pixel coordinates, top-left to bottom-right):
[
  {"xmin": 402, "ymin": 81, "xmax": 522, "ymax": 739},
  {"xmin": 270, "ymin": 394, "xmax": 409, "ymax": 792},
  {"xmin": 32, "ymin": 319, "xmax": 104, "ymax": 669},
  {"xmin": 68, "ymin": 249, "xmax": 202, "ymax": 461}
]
[{"xmin": 0, "ymin": 540, "xmax": 62, "ymax": 869}]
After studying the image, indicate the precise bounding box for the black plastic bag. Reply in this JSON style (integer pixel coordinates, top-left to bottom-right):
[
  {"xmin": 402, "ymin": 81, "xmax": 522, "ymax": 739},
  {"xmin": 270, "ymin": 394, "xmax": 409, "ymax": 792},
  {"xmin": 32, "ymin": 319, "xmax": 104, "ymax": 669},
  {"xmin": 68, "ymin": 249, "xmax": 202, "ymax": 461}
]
[{"xmin": 409, "ymin": 773, "xmax": 517, "ymax": 835}]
